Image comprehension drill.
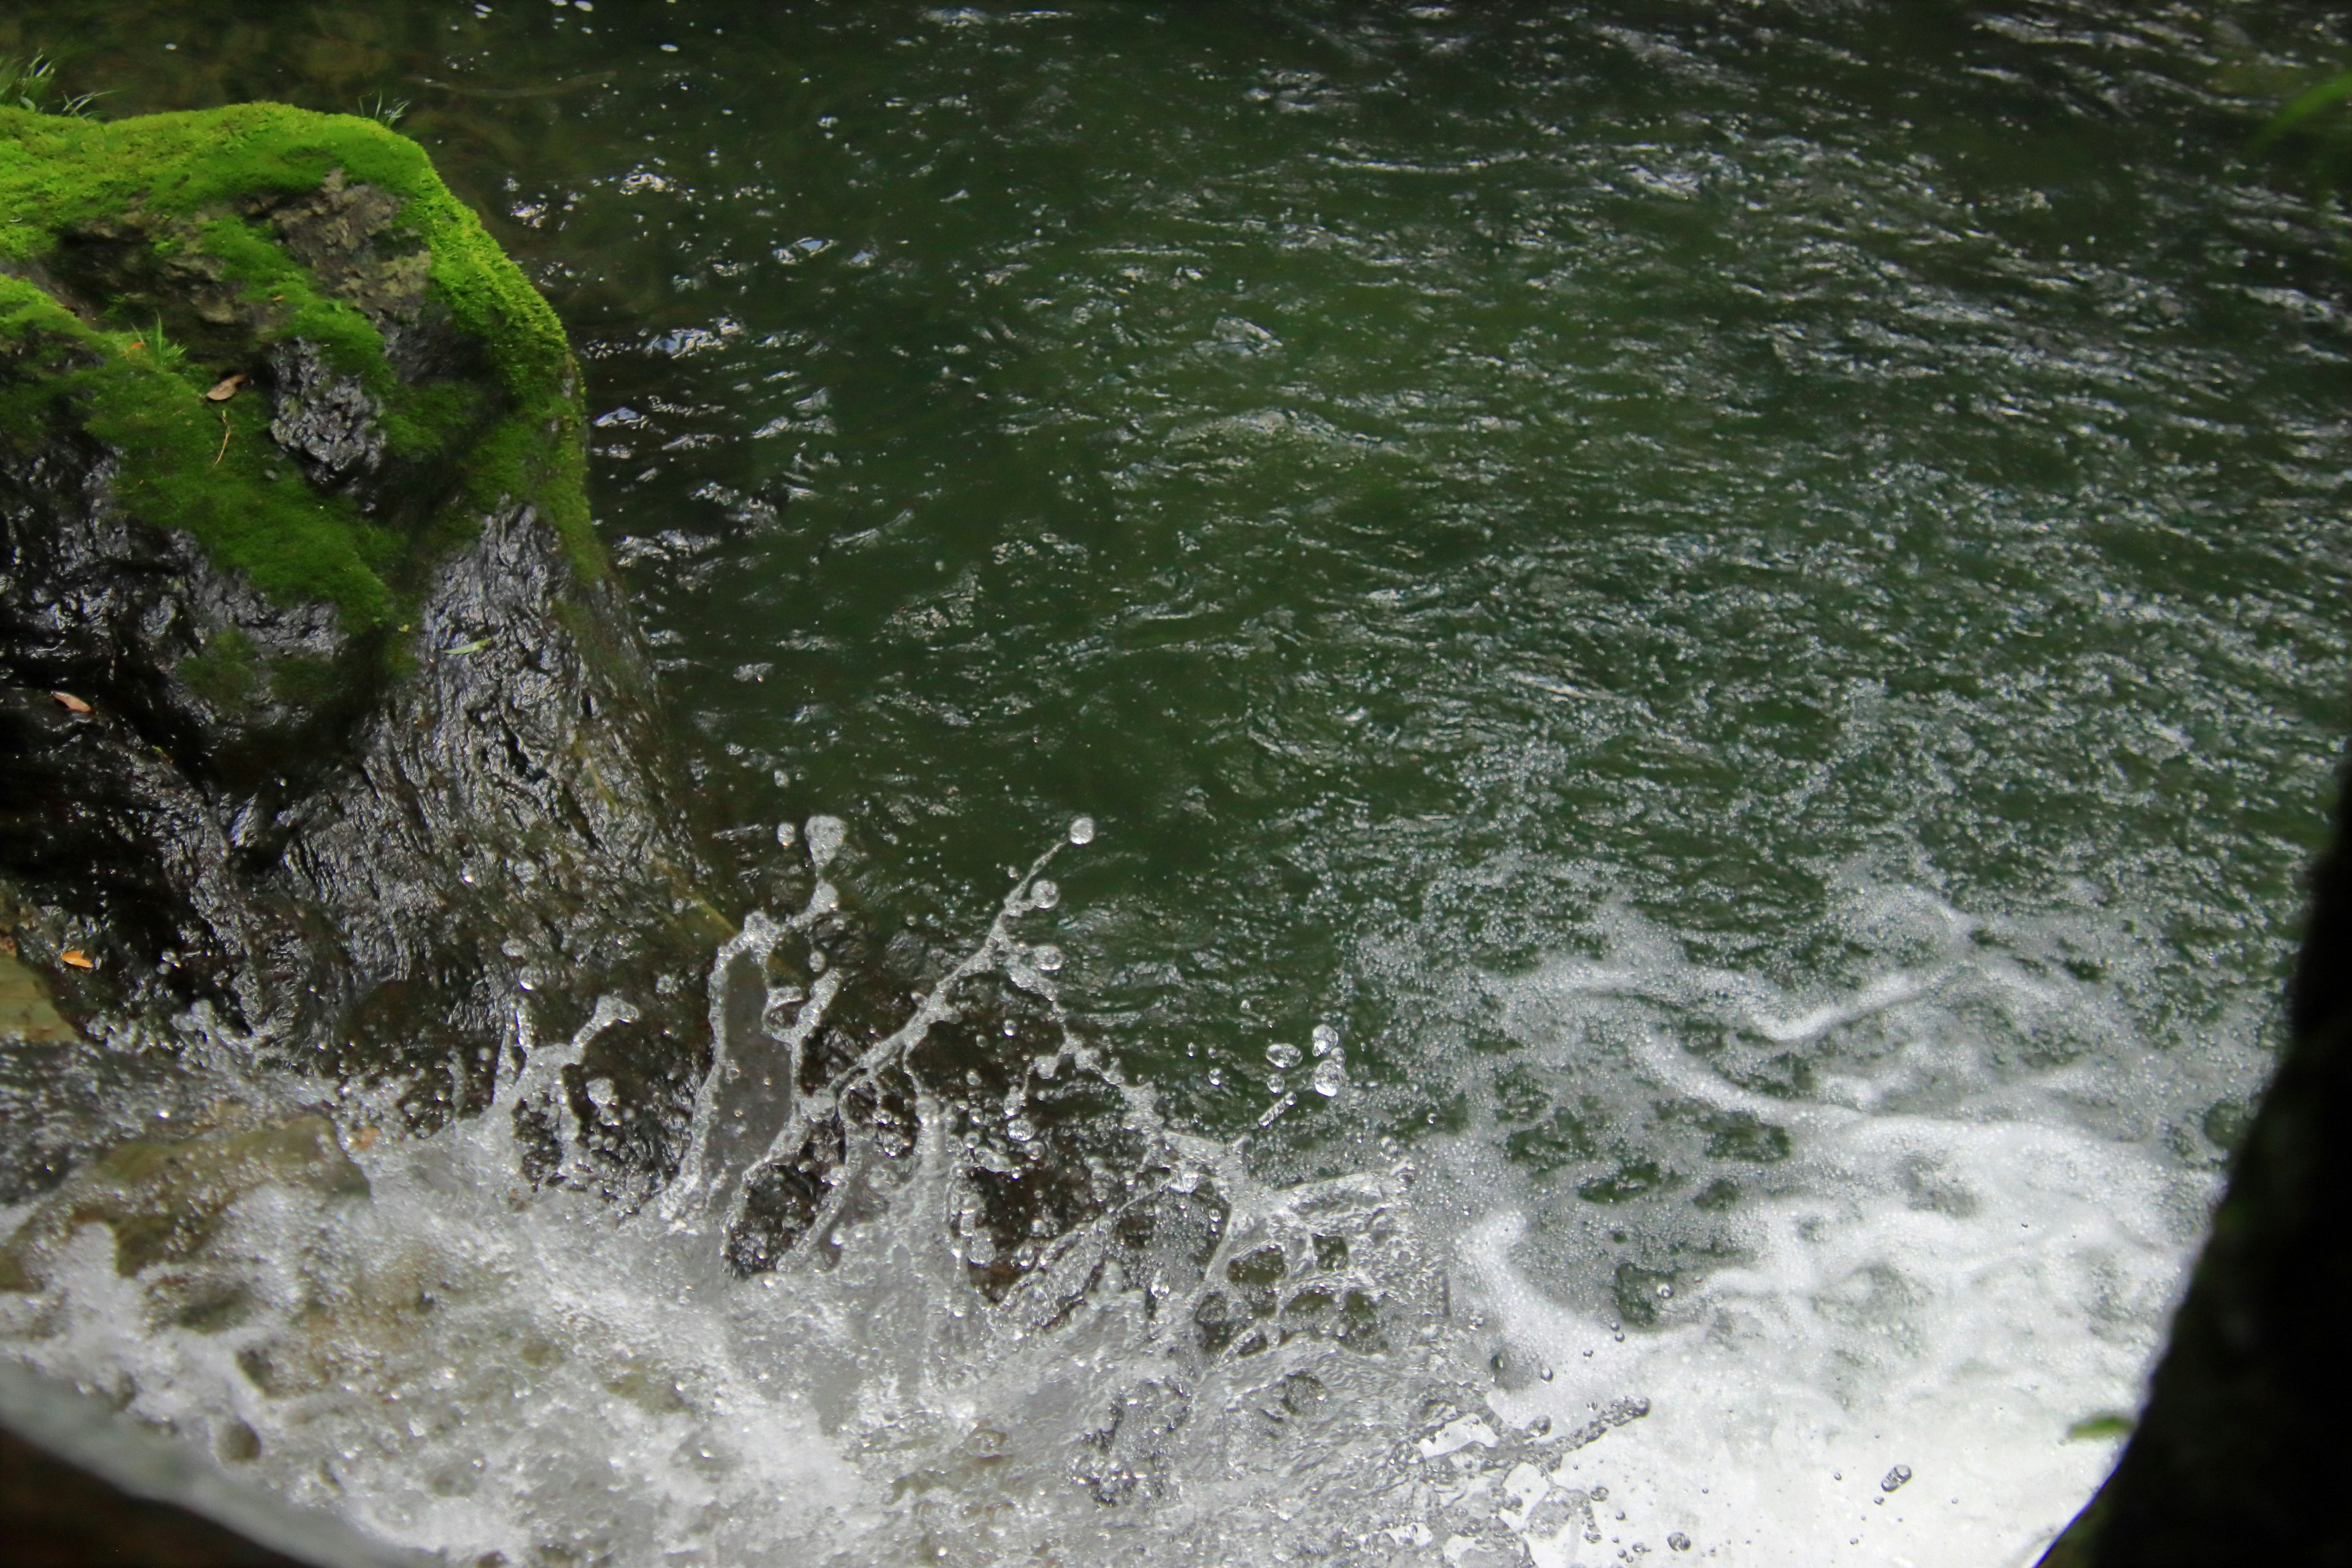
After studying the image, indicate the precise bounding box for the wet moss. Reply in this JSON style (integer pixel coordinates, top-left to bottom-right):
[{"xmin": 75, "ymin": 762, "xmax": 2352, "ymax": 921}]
[
  {"xmin": 176, "ymin": 625, "xmax": 260, "ymax": 708},
  {"xmin": 0, "ymin": 100, "xmax": 599, "ymax": 631}
]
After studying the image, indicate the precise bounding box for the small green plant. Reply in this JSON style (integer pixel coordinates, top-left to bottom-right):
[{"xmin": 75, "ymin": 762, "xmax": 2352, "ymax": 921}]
[
  {"xmin": 2252, "ymin": 68, "xmax": 2352, "ymax": 154},
  {"xmin": 0, "ymin": 53, "xmax": 104, "ymax": 118},
  {"xmin": 359, "ymin": 91, "xmax": 412, "ymax": 129}
]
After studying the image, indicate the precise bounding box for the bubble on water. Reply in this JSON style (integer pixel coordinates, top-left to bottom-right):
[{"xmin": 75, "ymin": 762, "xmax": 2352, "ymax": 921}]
[
  {"xmin": 1265, "ymin": 1041, "xmax": 1302, "ymax": 1069},
  {"xmin": 1311, "ymin": 1023, "xmax": 1340, "ymax": 1057},
  {"xmin": 1883, "ymin": 1464, "xmax": 1913, "ymax": 1492},
  {"xmin": 1031, "ymin": 944, "xmax": 1064, "ymax": 973},
  {"xmin": 1067, "ymin": 816, "xmax": 1095, "ymax": 845},
  {"xmin": 1006, "ymin": 1116, "xmax": 1037, "ymax": 1145},
  {"xmin": 1669, "ymin": 1533, "xmax": 1692, "ymax": 1552},
  {"xmin": 1311, "ymin": 1058, "xmax": 1348, "ymax": 1097},
  {"xmin": 1028, "ymin": 878, "xmax": 1060, "ymax": 910},
  {"xmin": 775, "ymin": 821, "xmax": 797, "ymax": 848}
]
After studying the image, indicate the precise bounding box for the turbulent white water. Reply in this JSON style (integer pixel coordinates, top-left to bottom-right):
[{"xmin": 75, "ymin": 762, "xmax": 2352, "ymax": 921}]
[{"xmin": 0, "ymin": 825, "xmax": 2230, "ymax": 1568}]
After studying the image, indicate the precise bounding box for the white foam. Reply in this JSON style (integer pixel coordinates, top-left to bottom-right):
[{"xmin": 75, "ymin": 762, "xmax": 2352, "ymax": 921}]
[
  {"xmin": 1416, "ymin": 895, "xmax": 2230, "ymax": 1567},
  {"xmin": 0, "ymin": 874, "xmax": 2246, "ymax": 1567}
]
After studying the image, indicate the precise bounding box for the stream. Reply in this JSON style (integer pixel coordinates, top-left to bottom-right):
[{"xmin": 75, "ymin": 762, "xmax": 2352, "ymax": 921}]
[{"xmin": 4, "ymin": 3, "xmax": 2350, "ymax": 1564}]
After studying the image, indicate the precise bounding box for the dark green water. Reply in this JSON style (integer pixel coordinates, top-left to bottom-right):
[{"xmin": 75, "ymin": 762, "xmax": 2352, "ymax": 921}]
[{"xmin": 7, "ymin": 4, "xmax": 2352, "ymax": 1562}]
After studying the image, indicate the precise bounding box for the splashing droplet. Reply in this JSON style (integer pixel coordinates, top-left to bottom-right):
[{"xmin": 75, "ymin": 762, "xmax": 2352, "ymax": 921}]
[
  {"xmin": 1311, "ymin": 1022, "xmax": 1340, "ymax": 1056},
  {"xmin": 1265, "ymin": 1041, "xmax": 1302, "ymax": 1069},
  {"xmin": 1068, "ymin": 816, "xmax": 1095, "ymax": 845},
  {"xmin": 1031, "ymin": 944, "xmax": 1065, "ymax": 973},
  {"xmin": 1311, "ymin": 1058, "xmax": 1348, "ymax": 1097},
  {"xmin": 775, "ymin": 821, "xmax": 797, "ymax": 848},
  {"xmin": 805, "ymin": 815, "xmax": 847, "ymax": 872},
  {"xmin": 1029, "ymin": 878, "xmax": 1059, "ymax": 910}
]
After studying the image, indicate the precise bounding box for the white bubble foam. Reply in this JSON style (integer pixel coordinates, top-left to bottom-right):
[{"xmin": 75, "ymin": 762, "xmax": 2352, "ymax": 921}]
[{"xmin": 1406, "ymin": 892, "xmax": 2237, "ymax": 1567}]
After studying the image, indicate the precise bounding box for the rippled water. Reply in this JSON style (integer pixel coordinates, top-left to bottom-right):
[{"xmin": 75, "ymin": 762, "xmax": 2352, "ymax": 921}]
[{"xmin": 6, "ymin": 3, "xmax": 2351, "ymax": 1564}]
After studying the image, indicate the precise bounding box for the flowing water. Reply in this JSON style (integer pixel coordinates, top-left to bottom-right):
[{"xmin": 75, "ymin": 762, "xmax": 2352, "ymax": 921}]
[{"xmin": 5, "ymin": 3, "xmax": 2352, "ymax": 1564}]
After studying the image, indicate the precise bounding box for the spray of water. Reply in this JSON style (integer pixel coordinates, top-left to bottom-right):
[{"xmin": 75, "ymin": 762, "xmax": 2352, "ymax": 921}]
[{"xmin": 0, "ymin": 824, "xmax": 2221, "ymax": 1567}]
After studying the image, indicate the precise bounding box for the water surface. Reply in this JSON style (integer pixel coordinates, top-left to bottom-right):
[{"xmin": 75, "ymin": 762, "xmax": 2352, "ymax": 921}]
[{"xmin": 4, "ymin": 4, "xmax": 2350, "ymax": 1565}]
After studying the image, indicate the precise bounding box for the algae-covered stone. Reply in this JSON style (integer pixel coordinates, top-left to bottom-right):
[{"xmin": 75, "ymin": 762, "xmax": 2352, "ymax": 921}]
[{"xmin": 0, "ymin": 104, "xmax": 726, "ymax": 1197}]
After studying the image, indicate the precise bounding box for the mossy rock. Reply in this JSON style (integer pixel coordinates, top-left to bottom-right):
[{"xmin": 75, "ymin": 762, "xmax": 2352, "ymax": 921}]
[
  {"xmin": 0, "ymin": 104, "xmax": 731, "ymax": 1195},
  {"xmin": 0, "ymin": 100, "xmax": 597, "ymax": 636}
]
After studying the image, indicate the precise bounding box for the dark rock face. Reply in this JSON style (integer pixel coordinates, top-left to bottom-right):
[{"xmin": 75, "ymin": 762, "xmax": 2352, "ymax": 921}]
[
  {"xmin": 266, "ymin": 341, "xmax": 383, "ymax": 486},
  {"xmin": 1, "ymin": 420, "xmax": 720, "ymax": 1182},
  {"xmin": 2041, "ymin": 752, "xmax": 2352, "ymax": 1565}
]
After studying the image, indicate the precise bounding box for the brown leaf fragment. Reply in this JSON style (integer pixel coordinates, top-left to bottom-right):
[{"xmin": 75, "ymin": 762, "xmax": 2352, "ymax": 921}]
[
  {"xmin": 203, "ymin": 372, "xmax": 247, "ymax": 402},
  {"xmin": 51, "ymin": 691, "xmax": 92, "ymax": 714},
  {"xmin": 59, "ymin": 950, "xmax": 95, "ymax": 970}
]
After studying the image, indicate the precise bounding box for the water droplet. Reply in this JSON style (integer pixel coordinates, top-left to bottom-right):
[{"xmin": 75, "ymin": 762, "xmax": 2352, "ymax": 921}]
[
  {"xmin": 1265, "ymin": 1041, "xmax": 1302, "ymax": 1069},
  {"xmin": 1540, "ymin": 1366, "xmax": 1554, "ymax": 1381},
  {"xmin": 1029, "ymin": 878, "xmax": 1060, "ymax": 910},
  {"xmin": 1031, "ymin": 944, "xmax": 1064, "ymax": 973},
  {"xmin": 1668, "ymin": 1534, "xmax": 1692, "ymax": 1553},
  {"xmin": 1311, "ymin": 1022, "xmax": 1340, "ymax": 1056},
  {"xmin": 1068, "ymin": 815, "xmax": 1095, "ymax": 845},
  {"xmin": 1881, "ymin": 1464, "xmax": 1912, "ymax": 1493},
  {"xmin": 805, "ymin": 815, "xmax": 847, "ymax": 872},
  {"xmin": 1006, "ymin": 1116, "xmax": 1036, "ymax": 1144},
  {"xmin": 967, "ymin": 1237, "xmax": 996, "ymax": 1265},
  {"xmin": 1266, "ymin": 1074, "xmax": 1287, "ymax": 1096},
  {"xmin": 1657, "ymin": 1283, "xmax": 1673, "ymax": 1299},
  {"xmin": 1311, "ymin": 1058, "xmax": 1348, "ymax": 1097},
  {"xmin": 775, "ymin": 822, "xmax": 797, "ymax": 848},
  {"xmin": 1207, "ymin": 1068, "xmax": 1224, "ymax": 1087}
]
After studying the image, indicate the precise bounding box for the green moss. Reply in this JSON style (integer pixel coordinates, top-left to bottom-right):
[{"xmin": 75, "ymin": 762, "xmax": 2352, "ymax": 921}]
[
  {"xmin": 267, "ymin": 652, "xmax": 342, "ymax": 710},
  {"xmin": 179, "ymin": 627, "xmax": 261, "ymax": 708},
  {"xmin": 382, "ymin": 378, "xmax": 488, "ymax": 459},
  {"xmin": 0, "ymin": 100, "xmax": 603, "ymax": 624},
  {"xmin": 195, "ymin": 212, "xmax": 390, "ymax": 387},
  {"xmin": 1, "ymin": 272, "xmax": 396, "ymax": 627}
]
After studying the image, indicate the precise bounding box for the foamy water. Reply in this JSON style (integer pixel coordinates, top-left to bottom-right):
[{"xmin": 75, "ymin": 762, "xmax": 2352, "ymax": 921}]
[{"xmin": 0, "ymin": 828, "xmax": 2234, "ymax": 1567}]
